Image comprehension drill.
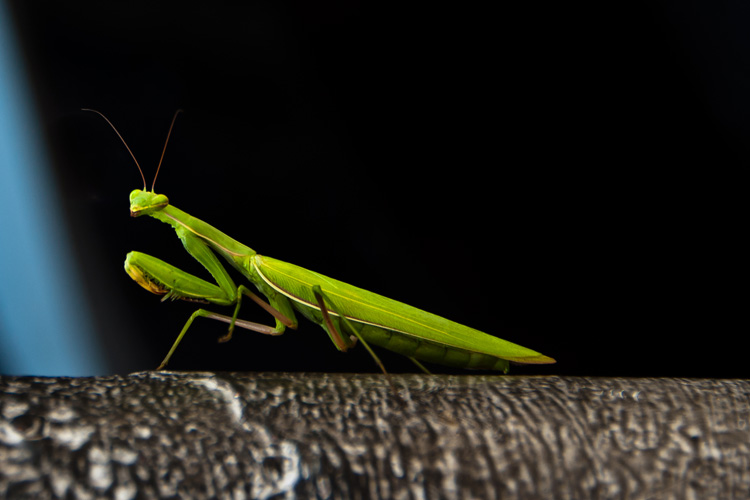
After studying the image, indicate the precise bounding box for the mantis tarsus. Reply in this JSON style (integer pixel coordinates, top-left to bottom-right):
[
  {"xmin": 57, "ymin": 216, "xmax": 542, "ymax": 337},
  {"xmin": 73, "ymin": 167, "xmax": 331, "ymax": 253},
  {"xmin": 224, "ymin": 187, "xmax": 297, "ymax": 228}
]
[{"xmin": 85, "ymin": 109, "xmax": 556, "ymax": 373}]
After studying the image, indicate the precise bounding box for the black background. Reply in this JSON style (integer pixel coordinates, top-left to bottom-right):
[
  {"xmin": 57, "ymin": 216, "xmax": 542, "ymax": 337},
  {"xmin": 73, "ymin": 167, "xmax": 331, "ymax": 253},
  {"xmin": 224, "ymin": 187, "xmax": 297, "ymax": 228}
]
[{"xmin": 6, "ymin": 1, "xmax": 744, "ymax": 376}]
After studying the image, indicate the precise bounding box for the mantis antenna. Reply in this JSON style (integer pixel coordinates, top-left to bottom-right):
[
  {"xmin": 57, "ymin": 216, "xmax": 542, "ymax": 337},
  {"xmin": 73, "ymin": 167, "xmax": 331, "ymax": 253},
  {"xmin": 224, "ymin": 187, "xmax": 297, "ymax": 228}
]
[
  {"xmin": 82, "ymin": 108, "xmax": 182, "ymax": 192},
  {"xmin": 151, "ymin": 109, "xmax": 183, "ymax": 193}
]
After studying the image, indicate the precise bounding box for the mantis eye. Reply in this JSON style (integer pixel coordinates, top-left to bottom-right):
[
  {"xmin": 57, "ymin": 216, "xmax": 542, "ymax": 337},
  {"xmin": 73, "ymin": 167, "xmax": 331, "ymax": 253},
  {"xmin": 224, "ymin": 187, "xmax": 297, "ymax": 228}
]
[{"xmin": 151, "ymin": 194, "xmax": 169, "ymax": 208}]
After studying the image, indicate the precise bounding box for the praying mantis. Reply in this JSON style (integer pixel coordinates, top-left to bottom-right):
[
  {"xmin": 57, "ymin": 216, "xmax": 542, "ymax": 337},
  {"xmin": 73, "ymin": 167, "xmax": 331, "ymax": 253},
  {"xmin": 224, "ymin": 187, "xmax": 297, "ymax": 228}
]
[{"xmin": 84, "ymin": 109, "xmax": 555, "ymax": 373}]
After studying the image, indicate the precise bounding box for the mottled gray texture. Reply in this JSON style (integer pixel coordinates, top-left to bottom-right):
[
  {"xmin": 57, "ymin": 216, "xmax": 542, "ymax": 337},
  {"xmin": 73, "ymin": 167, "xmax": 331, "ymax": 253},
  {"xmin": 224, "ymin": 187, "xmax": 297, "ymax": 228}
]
[{"xmin": 1, "ymin": 373, "xmax": 748, "ymax": 499}]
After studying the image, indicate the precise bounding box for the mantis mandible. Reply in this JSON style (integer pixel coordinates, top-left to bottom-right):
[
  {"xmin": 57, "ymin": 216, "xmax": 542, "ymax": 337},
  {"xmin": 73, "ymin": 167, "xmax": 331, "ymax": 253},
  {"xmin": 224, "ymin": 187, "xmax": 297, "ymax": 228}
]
[{"xmin": 84, "ymin": 109, "xmax": 556, "ymax": 373}]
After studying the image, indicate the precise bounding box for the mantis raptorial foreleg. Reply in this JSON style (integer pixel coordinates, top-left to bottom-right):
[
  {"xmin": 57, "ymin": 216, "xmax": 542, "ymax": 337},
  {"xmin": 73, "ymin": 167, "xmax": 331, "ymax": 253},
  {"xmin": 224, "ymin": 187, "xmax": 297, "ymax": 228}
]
[{"xmin": 127, "ymin": 228, "xmax": 299, "ymax": 368}]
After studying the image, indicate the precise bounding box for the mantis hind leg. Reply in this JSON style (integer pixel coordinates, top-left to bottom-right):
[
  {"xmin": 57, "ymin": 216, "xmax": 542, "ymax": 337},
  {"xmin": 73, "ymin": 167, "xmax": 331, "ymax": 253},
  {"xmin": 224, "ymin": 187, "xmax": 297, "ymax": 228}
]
[
  {"xmin": 311, "ymin": 286, "xmax": 431, "ymax": 375},
  {"xmin": 408, "ymin": 357, "xmax": 432, "ymax": 375},
  {"xmin": 312, "ymin": 285, "xmax": 389, "ymax": 375}
]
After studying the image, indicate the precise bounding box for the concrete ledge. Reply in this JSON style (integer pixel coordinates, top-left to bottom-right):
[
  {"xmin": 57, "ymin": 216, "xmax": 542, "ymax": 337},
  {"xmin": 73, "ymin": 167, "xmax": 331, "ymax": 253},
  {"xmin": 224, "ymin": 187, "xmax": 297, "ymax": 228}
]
[{"xmin": 1, "ymin": 372, "xmax": 748, "ymax": 499}]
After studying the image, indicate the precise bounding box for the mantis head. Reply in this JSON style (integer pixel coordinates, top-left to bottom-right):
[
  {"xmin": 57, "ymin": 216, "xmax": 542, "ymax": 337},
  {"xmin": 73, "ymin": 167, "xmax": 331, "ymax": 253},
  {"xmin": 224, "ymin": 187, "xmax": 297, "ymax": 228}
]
[
  {"xmin": 129, "ymin": 190, "xmax": 169, "ymax": 217},
  {"xmin": 82, "ymin": 108, "xmax": 182, "ymax": 215}
]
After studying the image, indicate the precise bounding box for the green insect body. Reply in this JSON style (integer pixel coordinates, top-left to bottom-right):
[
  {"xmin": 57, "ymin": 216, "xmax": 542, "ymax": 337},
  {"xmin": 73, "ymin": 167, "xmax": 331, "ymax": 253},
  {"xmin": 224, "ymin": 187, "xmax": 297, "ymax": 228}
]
[{"xmin": 90, "ymin": 109, "xmax": 556, "ymax": 372}]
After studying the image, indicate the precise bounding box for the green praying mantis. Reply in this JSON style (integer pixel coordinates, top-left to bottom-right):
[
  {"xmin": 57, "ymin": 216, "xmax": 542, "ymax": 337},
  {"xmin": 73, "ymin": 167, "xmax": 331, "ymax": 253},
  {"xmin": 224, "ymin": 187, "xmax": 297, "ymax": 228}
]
[{"xmin": 85, "ymin": 109, "xmax": 555, "ymax": 373}]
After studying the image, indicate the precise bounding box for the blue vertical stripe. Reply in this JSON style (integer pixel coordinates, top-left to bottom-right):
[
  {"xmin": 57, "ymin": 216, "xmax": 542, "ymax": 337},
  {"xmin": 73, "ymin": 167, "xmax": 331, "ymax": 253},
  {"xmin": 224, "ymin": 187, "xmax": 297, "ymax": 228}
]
[{"xmin": 0, "ymin": 1, "xmax": 106, "ymax": 375}]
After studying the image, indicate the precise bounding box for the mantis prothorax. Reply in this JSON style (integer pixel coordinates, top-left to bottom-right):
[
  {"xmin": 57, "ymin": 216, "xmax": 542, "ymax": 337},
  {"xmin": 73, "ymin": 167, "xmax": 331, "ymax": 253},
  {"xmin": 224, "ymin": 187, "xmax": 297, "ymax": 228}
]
[{"xmin": 84, "ymin": 109, "xmax": 556, "ymax": 373}]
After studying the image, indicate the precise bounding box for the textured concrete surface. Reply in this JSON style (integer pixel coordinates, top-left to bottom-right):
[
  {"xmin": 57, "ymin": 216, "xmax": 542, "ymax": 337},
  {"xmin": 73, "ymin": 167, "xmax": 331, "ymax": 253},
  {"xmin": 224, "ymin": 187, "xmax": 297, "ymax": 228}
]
[{"xmin": 1, "ymin": 372, "xmax": 748, "ymax": 499}]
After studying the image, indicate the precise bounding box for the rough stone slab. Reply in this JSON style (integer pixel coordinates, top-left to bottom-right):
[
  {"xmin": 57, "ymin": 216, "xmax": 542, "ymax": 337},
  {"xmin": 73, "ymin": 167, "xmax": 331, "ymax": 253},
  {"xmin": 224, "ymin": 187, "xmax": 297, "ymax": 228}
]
[{"xmin": 1, "ymin": 372, "xmax": 748, "ymax": 499}]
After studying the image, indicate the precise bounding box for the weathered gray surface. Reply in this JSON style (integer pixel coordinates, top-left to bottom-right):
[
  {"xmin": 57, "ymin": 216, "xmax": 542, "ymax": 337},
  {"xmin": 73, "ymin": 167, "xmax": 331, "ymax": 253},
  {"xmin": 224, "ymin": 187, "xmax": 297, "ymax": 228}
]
[{"xmin": 1, "ymin": 372, "xmax": 748, "ymax": 499}]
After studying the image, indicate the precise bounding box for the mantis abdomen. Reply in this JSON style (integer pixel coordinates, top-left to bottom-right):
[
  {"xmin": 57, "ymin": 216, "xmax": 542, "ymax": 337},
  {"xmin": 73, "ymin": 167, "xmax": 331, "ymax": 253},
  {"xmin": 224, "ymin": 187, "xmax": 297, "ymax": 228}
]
[
  {"xmin": 255, "ymin": 255, "xmax": 552, "ymax": 371},
  {"xmin": 357, "ymin": 325, "xmax": 511, "ymax": 371}
]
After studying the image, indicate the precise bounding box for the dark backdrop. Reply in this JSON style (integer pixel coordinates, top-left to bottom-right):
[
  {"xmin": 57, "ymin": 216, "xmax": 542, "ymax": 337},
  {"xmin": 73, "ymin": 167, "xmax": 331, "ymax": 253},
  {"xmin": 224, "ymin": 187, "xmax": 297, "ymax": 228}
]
[{"xmin": 6, "ymin": 1, "xmax": 743, "ymax": 376}]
